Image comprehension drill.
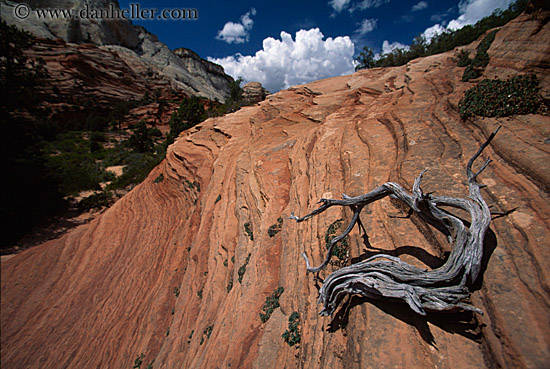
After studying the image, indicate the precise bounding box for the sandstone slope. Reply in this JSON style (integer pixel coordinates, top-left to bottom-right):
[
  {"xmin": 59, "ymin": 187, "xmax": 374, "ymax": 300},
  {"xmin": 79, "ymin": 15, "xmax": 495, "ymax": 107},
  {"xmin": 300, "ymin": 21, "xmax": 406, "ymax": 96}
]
[{"xmin": 2, "ymin": 8, "xmax": 550, "ymax": 369}]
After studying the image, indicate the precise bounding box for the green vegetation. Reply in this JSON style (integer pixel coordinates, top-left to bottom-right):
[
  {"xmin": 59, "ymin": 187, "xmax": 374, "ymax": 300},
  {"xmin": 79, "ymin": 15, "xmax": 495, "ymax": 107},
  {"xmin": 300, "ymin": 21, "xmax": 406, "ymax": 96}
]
[
  {"xmin": 0, "ymin": 19, "xmax": 178, "ymax": 248},
  {"xmin": 107, "ymin": 149, "xmax": 165, "ymax": 191},
  {"xmin": 133, "ymin": 353, "xmax": 145, "ymax": 368},
  {"xmin": 77, "ymin": 191, "xmax": 113, "ymax": 212},
  {"xmin": 187, "ymin": 330, "xmax": 194, "ymax": 344},
  {"xmin": 354, "ymin": 0, "xmax": 527, "ymax": 70},
  {"xmin": 127, "ymin": 120, "xmax": 162, "ymax": 153},
  {"xmin": 1, "ymin": 21, "xmax": 67, "ymax": 247},
  {"xmin": 244, "ymin": 222, "xmax": 254, "ymax": 241},
  {"xmin": 215, "ymin": 194, "xmax": 222, "ymax": 203},
  {"xmin": 0, "ymin": 20, "xmax": 47, "ymax": 110},
  {"xmin": 259, "ymin": 287, "xmax": 284, "ymax": 323},
  {"xmin": 153, "ymin": 173, "xmax": 164, "ymax": 184},
  {"xmin": 456, "ymin": 49, "xmax": 471, "ymax": 67},
  {"xmin": 459, "ymin": 74, "xmax": 548, "ymax": 119},
  {"xmin": 282, "ymin": 312, "xmax": 301, "ymax": 347},
  {"xmin": 208, "ymin": 77, "xmax": 247, "ymax": 116},
  {"xmin": 325, "ymin": 219, "xmax": 350, "ymax": 265},
  {"xmin": 199, "ymin": 326, "xmax": 212, "ymax": 345},
  {"xmin": 227, "ymin": 277, "xmax": 234, "ymax": 292},
  {"xmin": 42, "ymin": 132, "xmax": 114, "ymax": 195},
  {"xmin": 237, "ymin": 253, "xmax": 251, "ymax": 284},
  {"xmin": 173, "ymin": 286, "xmax": 180, "ymax": 297},
  {"xmin": 184, "ymin": 180, "xmax": 201, "ymax": 192},
  {"xmin": 197, "ymin": 288, "xmax": 203, "ymax": 299},
  {"xmin": 167, "ymin": 96, "xmax": 206, "ymax": 144},
  {"xmin": 461, "ymin": 29, "xmax": 498, "ymax": 81},
  {"xmin": 267, "ymin": 217, "xmax": 284, "ymax": 237}
]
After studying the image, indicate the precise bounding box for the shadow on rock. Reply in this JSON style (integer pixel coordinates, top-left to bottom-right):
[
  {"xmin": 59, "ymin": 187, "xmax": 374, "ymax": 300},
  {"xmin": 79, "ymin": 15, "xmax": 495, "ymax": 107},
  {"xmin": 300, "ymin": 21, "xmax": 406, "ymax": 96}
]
[{"xmin": 328, "ymin": 295, "xmax": 483, "ymax": 346}]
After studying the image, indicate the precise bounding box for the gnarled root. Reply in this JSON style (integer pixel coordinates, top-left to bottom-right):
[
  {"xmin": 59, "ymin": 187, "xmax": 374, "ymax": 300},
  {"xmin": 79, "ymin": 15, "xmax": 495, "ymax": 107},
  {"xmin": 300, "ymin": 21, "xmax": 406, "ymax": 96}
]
[{"xmin": 291, "ymin": 127, "xmax": 500, "ymax": 316}]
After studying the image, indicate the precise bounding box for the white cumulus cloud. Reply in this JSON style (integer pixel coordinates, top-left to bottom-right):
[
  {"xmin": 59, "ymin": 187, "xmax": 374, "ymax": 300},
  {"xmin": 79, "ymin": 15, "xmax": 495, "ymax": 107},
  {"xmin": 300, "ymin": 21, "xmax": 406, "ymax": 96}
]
[
  {"xmin": 422, "ymin": 23, "xmax": 446, "ymax": 42},
  {"xmin": 355, "ymin": 18, "xmax": 378, "ymax": 35},
  {"xmin": 382, "ymin": 40, "xmax": 409, "ymax": 55},
  {"xmin": 412, "ymin": 1, "xmax": 428, "ymax": 11},
  {"xmin": 216, "ymin": 8, "xmax": 257, "ymax": 44},
  {"xmin": 208, "ymin": 28, "xmax": 355, "ymax": 93},
  {"xmin": 446, "ymin": 0, "xmax": 513, "ymax": 30}
]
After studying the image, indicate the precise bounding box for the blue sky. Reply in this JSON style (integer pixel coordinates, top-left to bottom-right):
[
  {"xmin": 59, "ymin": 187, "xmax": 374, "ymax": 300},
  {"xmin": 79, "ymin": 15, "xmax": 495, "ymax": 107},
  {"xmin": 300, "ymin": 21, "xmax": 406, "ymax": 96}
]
[{"xmin": 120, "ymin": 0, "xmax": 515, "ymax": 92}]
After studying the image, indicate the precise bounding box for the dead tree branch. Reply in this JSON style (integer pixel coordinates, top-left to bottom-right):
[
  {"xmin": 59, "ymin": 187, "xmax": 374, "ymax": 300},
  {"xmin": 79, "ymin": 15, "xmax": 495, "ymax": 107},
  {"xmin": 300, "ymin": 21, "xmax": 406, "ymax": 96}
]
[{"xmin": 290, "ymin": 127, "xmax": 500, "ymax": 316}]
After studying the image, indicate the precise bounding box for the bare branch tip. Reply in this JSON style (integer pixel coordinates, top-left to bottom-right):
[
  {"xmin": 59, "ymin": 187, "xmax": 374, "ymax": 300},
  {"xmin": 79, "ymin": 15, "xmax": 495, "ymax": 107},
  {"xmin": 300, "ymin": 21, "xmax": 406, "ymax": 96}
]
[{"xmin": 288, "ymin": 212, "xmax": 299, "ymax": 221}]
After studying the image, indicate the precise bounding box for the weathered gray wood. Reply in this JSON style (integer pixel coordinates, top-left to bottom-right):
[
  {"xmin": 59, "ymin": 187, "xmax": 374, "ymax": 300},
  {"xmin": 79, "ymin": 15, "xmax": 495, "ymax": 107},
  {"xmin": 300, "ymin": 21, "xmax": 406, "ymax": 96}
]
[{"xmin": 290, "ymin": 127, "xmax": 500, "ymax": 316}]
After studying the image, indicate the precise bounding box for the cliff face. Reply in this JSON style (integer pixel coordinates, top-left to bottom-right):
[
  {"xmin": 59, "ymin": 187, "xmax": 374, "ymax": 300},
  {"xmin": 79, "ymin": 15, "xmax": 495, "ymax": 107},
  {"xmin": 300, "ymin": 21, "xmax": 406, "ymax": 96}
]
[
  {"xmin": 2, "ymin": 9, "xmax": 550, "ymax": 369},
  {"xmin": 172, "ymin": 47, "xmax": 235, "ymax": 101},
  {"xmin": 1, "ymin": 0, "xmax": 233, "ymax": 102}
]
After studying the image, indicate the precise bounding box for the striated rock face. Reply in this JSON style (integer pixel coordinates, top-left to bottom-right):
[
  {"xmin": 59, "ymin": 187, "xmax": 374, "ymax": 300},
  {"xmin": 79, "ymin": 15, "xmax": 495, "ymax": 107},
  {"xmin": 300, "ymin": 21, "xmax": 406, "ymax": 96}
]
[
  {"xmin": 2, "ymin": 9, "xmax": 550, "ymax": 369},
  {"xmin": 1, "ymin": 0, "xmax": 141, "ymax": 48},
  {"xmin": 27, "ymin": 38, "xmax": 150, "ymax": 104},
  {"xmin": 242, "ymin": 81, "xmax": 269, "ymax": 105},
  {"xmin": 1, "ymin": 0, "xmax": 233, "ymax": 102},
  {"xmin": 171, "ymin": 47, "xmax": 234, "ymax": 101},
  {"xmin": 483, "ymin": 0, "xmax": 550, "ymax": 98}
]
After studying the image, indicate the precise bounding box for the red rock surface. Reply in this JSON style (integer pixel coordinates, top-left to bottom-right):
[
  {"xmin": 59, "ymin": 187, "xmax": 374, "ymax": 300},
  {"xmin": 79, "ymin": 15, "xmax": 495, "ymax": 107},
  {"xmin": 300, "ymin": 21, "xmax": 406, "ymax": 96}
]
[
  {"xmin": 28, "ymin": 38, "xmax": 152, "ymax": 103},
  {"xmin": 2, "ymin": 10, "xmax": 550, "ymax": 369}
]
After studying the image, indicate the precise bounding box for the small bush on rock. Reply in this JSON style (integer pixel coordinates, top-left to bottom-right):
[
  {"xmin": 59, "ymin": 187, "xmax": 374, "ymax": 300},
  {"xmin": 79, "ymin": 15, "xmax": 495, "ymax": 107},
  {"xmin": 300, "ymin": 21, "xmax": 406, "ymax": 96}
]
[{"xmin": 459, "ymin": 74, "xmax": 548, "ymax": 118}]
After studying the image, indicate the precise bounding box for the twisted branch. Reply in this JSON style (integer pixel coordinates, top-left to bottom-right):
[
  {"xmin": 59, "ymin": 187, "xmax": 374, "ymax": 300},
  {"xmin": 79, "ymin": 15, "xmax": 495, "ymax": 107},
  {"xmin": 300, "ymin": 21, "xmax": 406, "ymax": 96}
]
[{"xmin": 291, "ymin": 127, "xmax": 500, "ymax": 316}]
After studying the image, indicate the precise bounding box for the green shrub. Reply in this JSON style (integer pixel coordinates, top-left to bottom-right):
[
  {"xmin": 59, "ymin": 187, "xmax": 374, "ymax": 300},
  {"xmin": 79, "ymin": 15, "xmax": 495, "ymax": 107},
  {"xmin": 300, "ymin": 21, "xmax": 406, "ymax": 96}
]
[
  {"xmin": 461, "ymin": 65, "xmax": 480, "ymax": 82},
  {"xmin": 42, "ymin": 132, "xmax": 115, "ymax": 196},
  {"xmin": 127, "ymin": 120, "xmax": 162, "ymax": 153},
  {"xmin": 237, "ymin": 253, "xmax": 251, "ymax": 284},
  {"xmin": 173, "ymin": 286, "xmax": 180, "ymax": 297},
  {"xmin": 227, "ymin": 277, "xmax": 234, "ymax": 292},
  {"xmin": 204, "ymin": 325, "xmax": 213, "ymax": 338},
  {"xmin": 168, "ymin": 96, "xmax": 206, "ymax": 141},
  {"xmin": 462, "ymin": 29, "xmax": 498, "ymax": 81},
  {"xmin": 108, "ymin": 151, "xmax": 164, "ymax": 190},
  {"xmin": 0, "ymin": 20, "xmax": 47, "ymax": 111},
  {"xmin": 133, "ymin": 353, "xmax": 145, "ymax": 368},
  {"xmin": 244, "ymin": 222, "xmax": 254, "ymax": 241},
  {"xmin": 325, "ymin": 219, "xmax": 350, "ymax": 264},
  {"xmin": 267, "ymin": 217, "xmax": 284, "ymax": 237},
  {"xmin": 459, "ymin": 74, "xmax": 547, "ymax": 118},
  {"xmin": 456, "ymin": 50, "xmax": 471, "ymax": 67},
  {"xmin": 282, "ymin": 312, "xmax": 301, "ymax": 347},
  {"xmin": 259, "ymin": 287, "xmax": 284, "ymax": 323},
  {"xmin": 77, "ymin": 191, "xmax": 113, "ymax": 212},
  {"xmin": 153, "ymin": 173, "xmax": 164, "ymax": 183}
]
